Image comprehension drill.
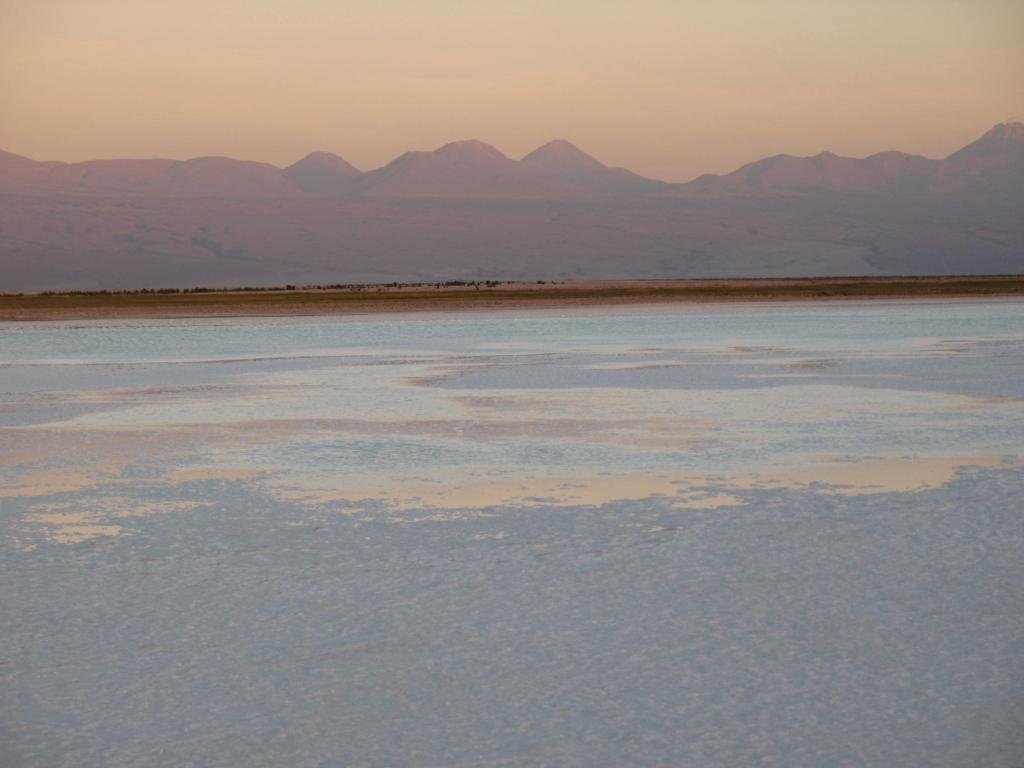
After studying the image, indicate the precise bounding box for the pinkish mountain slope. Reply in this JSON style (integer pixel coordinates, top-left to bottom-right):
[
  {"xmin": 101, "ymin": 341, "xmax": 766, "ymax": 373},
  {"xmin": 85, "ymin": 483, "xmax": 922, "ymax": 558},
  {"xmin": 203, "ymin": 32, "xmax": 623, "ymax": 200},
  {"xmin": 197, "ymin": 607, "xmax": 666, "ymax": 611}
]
[
  {"xmin": 42, "ymin": 159, "xmax": 178, "ymax": 194},
  {"xmin": 283, "ymin": 152, "xmax": 362, "ymax": 193},
  {"xmin": 0, "ymin": 149, "xmax": 57, "ymax": 191},
  {"xmin": 4, "ymin": 123, "xmax": 1020, "ymax": 200},
  {"xmin": 140, "ymin": 156, "xmax": 300, "ymax": 197},
  {"xmin": 521, "ymin": 140, "xmax": 666, "ymax": 195},
  {"xmin": 933, "ymin": 122, "xmax": 1024, "ymax": 195},
  {"xmin": 945, "ymin": 122, "xmax": 1024, "ymax": 165},
  {"xmin": 2, "ymin": 191, "xmax": 1020, "ymax": 291},
  {"xmin": 680, "ymin": 150, "xmax": 938, "ymax": 195},
  {"xmin": 677, "ymin": 123, "xmax": 1024, "ymax": 197},
  {"xmin": 0, "ymin": 154, "xmax": 302, "ymax": 197},
  {"xmin": 354, "ymin": 140, "xmax": 578, "ymax": 199},
  {"xmin": 521, "ymin": 140, "xmax": 608, "ymax": 174}
]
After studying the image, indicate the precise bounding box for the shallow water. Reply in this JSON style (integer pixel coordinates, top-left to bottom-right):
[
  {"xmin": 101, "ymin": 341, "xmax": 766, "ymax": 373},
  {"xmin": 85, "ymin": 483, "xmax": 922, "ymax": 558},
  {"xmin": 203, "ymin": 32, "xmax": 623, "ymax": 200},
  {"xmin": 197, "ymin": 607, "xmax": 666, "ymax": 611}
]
[{"xmin": 2, "ymin": 299, "xmax": 1023, "ymax": 766}]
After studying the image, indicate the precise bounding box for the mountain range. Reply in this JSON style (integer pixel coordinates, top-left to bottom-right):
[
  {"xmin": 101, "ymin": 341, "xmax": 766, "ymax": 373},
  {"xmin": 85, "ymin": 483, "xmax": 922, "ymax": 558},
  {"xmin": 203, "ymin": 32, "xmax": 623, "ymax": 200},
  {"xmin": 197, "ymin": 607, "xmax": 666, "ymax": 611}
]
[
  {"xmin": 3, "ymin": 123, "xmax": 1023, "ymax": 199},
  {"xmin": 1, "ymin": 124, "xmax": 1021, "ymax": 289}
]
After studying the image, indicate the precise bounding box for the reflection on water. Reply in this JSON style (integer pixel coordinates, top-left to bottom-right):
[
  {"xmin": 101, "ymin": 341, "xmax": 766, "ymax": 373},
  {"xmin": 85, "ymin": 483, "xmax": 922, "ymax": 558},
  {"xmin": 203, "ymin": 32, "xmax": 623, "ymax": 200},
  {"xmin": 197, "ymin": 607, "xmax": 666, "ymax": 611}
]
[
  {"xmin": 4, "ymin": 300, "xmax": 1023, "ymax": 532},
  {"xmin": 2, "ymin": 300, "xmax": 1024, "ymax": 767}
]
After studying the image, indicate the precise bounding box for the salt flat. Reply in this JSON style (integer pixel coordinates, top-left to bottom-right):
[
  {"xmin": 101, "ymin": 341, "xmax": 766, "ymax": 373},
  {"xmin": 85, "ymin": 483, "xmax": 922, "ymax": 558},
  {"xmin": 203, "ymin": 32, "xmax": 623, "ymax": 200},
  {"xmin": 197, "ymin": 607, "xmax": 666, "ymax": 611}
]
[{"xmin": 2, "ymin": 300, "xmax": 1023, "ymax": 766}]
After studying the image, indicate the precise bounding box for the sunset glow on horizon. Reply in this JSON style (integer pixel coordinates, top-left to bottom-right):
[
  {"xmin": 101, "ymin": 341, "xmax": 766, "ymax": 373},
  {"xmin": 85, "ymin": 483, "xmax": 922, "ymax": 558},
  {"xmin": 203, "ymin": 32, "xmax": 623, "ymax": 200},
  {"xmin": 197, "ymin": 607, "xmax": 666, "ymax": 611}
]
[{"xmin": 2, "ymin": 0, "xmax": 1022, "ymax": 181}]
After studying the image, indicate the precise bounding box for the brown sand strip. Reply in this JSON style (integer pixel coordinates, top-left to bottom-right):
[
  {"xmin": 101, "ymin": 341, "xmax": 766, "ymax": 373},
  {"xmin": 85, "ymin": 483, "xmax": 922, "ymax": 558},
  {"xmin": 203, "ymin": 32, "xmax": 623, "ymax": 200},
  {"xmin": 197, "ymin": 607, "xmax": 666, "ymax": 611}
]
[{"xmin": 2, "ymin": 276, "xmax": 1023, "ymax": 321}]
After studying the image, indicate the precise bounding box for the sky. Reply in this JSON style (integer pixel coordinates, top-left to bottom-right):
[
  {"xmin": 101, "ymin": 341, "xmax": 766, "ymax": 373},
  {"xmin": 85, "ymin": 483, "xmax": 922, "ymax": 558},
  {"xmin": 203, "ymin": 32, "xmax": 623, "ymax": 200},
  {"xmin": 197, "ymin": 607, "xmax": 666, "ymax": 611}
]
[{"xmin": 1, "ymin": 0, "xmax": 1022, "ymax": 181}]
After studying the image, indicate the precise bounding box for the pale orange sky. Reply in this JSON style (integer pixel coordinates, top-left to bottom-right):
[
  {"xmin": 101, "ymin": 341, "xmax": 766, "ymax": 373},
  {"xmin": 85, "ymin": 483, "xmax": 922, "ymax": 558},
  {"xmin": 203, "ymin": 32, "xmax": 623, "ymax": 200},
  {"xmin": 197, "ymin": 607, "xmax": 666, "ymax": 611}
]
[{"xmin": 1, "ymin": 0, "xmax": 1021, "ymax": 181}]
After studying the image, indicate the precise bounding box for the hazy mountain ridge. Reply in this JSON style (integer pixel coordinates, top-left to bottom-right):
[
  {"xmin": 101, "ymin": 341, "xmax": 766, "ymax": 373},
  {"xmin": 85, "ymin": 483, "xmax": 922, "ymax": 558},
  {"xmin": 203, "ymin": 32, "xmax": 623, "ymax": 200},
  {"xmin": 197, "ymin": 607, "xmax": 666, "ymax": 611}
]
[
  {"xmin": 679, "ymin": 151, "xmax": 942, "ymax": 195},
  {"xmin": 282, "ymin": 152, "xmax": 362, "ymax": 193},
  {"xmin": 0, "ymin": 152, "xmax": 300, "ymax": 197},
  {"xmin": 1, "ymin": 139, "xmax": 642, "ymax": 200},
  {"xmin": 351, "ymin": 140, "xmax": 575, "ymax": 199},
  {"xmin": 0, "ymin": 124, "xmax": 1021, "ymax": 290},
  {"xmin": 4, "ymin": 123, "xmax": 1020, "ymax": 200},
  {"xmin": 930, "ymin": 123, "xmax": 1024, "ymax": 196},
  {"xmin": 520, "ymin": 140, "xmax": 669, "ymax": 195},
  {"xmin": 676, "ymin": 123, "xmax": 1024, "ymax": 197}
]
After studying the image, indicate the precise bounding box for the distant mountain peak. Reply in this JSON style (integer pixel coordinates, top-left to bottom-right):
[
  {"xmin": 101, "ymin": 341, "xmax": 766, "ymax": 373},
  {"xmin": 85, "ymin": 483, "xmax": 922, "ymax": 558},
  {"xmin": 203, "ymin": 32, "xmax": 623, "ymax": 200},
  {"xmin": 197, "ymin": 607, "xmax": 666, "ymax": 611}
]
[
  {"xmin": 522, "ymin": 140, "xmax": 607, "ymax": 172},
  {"xmin": 983, "ymin": 122, "xmax": 1024, "ymax": 141},
  {"xmin": 285, "ymin": 151, "xmax": 360, "ymax": 175},
  {"xmin": 0, "ymin": 148, "xmax": 34, "ymax": 162},
  {"xmin": 942, "ymin": 122, "xmax": 1024, "ymax": 167},
  {"xmin": 518, "ymin": 139, "xmax": 664, "ymax": 195},
  {"xmin": 355, "ymin": 139, "xmax": 546, "ymax": 198},
  {"xmin": 290, "ymin": 151, "xmax": 360, "ymax": 170},
  {"xmin": 945, "ymin": 122, "xmax": 1024, "ymax": 163},
  {"xmin": 282, "ymin": 151, "xmax": 361, "ymax": 193},
  {"xmin": 435, "ymin": 139, "xmax": 509, "ymax": 162},
  {"xmin": 0, "ymin": 148, "xmax": 40, "ymax": 170},
  {"xmin": 540, "ymin": 138, "xmax": 578, "ymax": 150}
]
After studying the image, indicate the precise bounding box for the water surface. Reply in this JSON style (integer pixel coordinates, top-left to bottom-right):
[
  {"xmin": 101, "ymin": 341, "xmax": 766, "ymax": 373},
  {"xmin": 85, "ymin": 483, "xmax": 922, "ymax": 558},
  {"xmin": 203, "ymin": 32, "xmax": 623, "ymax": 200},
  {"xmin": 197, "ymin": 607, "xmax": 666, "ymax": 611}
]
[{"xmin": 2, "ymin": 300, "xmax": 1023, "ymax": 766}]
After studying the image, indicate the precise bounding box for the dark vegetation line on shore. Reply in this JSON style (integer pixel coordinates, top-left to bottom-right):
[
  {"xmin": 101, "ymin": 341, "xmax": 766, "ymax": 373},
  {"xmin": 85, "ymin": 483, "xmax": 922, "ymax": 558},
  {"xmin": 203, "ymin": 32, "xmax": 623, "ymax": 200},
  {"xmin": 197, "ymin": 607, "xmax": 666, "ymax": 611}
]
[
  {"xmin": 8, "ymin": 274, "xmax": 1024, "ymax": 299},
  {"xmin": 5, "ymin": 274, "xmax": 1024, "ymax": 298},
  {"xmin": 9, "ymin": 279, "xmax": 526, "ymax": 297},
  {"xmin": 1, "ymin": 276, "xmax": 1022, "ymax": 319}
]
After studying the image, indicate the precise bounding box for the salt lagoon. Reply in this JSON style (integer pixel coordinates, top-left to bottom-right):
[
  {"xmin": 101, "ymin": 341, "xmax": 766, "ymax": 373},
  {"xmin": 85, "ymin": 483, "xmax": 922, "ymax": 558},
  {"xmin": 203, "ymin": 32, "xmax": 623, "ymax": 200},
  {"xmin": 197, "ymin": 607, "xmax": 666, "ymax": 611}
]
[{"xmin": 2, "ymin": 299, "xmax": 1023, "ymax": 766}]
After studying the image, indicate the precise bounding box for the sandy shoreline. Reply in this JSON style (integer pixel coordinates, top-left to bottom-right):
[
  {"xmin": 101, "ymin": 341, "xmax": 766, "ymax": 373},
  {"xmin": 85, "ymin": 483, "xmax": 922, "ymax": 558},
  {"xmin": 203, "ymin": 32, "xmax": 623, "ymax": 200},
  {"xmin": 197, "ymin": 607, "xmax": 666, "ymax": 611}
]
[{"xmin": 2, "ymin": 276, "xmax": 1022, "ymax": 320}]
